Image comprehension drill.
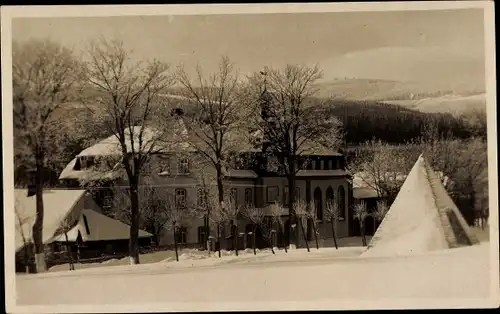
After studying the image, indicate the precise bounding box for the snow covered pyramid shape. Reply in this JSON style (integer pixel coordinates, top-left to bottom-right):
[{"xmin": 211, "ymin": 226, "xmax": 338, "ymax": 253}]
[{"xmin": 363, "ymin": 154, "xmax": 479, "ymax": 257}]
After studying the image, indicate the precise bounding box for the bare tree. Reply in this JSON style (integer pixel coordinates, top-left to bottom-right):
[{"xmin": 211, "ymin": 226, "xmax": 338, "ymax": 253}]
[
  {"xmin": 54, "ymin": 214, "xmax": 79, "ymax": 271},
  {"xmin": 324, "ymin": 199, "xmax": 340, "ymax": 250},
  {"xmin": 268, "ymin": 202, "xmax": 288, "ymax": 253},
  {"xmin": 13, "ymin": 39, "xmax": 81, "ymax": 272},
  {"xmin": 348, "ymin": 140, "xmax": 411, "ymax": 206},
  {"xmin": 190, "ymin": 157, "xmax": 219, "ymax": 252},
  {"xmin": 418, "ymin": 120, "xmax": 488, "ymax": 225},
  {"xmin": 243, "ymin": 206, "xmax": 267, "ymax": 255},
  {"xmin": 353, "ymin": 201, "xmax": 369, "ymax": 247},
  {"xmin": 81, "ymin": 37, "xmax": 175, "ymax": 264},
  {"xmin": 220, "ymin": 197, "xmax": 242, "ymax": 256},
  {"xmin": 163, "ymin": 195, "xmax": 199, "ymax": 262},
  {"xmin": 372, "ymin": 200, "xmax": 389, "ymax": 233},
  {"xmin": 245, "ymin": 64, "xmax": 343, "ymax": 248},
  {"xmin": 15, "ymin": 197, "xmax": 34, "ymax": 273},
  {"xmin": 176, "ymin": 56, "xmax": 252, "ymax": 240},
  {"xmin": 293, "ymin": 200, "xmax": 312, "ymax": 252},
  {"xmin": 111, "ymin": 178, "xmax": 172, "ymax": 247},
  {"xmin": 209, "ymin": 199, "xmax": 226, "ymax": 258}
]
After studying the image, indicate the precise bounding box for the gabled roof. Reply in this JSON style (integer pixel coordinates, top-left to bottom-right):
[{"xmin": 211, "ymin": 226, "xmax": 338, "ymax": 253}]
[
  {"xmin": 15, "ymin": 189, "xmax": 86, "ymax": 252},
  {"xmin": 51, "ymin": 209, "xmax": 152, "ymax": 242}
]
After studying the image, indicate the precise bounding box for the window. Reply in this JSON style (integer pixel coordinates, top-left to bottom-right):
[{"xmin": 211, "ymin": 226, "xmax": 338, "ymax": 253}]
[
  {"xmin": 197, "ymin": 226, "xmax": 208, "ymax": 245},
  {"xmin": 178, "ymin": 157, "xmax": 190, "ymax": 175},
  {"xmin": 314, "ymin": 187, "xmax": 323, "ymax": 221},
  {"xmin": 338, "ymin": 186, "xmax": 346, "ymax": 220},
  {"xmin": 175, "ymin": 227, "xmax": 187, "ymax": 244},
  {"xmin": 230, "ymin": 188, "xmax": 238, "ymax": 206},
  {"xmin": 315, "ymin": 159, "xmax": 321, "ymax": 170},
  {"xmin": 245, "ymin": 188, "xmax": 253, "ymax": 207},
  {"xmin": 197, "ymin": 188, "xmax": 205, "ymax": 208},
  {"xmin": 328, "ymin": 159, "xmax": 334, "ymax": 170},
  {"xmin": 158, "ymin": 155, "xmax": 170, "ymax": 176},
  {"xmin": 311, "ymin": 160, "xmax": 316, "ymax": 170},
  {"xmin": 103, "ymin": 195, "xmax": 113, "ymax": 209},
  {"xmin": 326, "ymin": 187, "xmax": 334, "ymax": 206},
  {"xmin": 86, "ymin": 156, "xmax": 95, "ymax": 168},
  {"xmin": 175, "ymin": 189, "xmax": 187, "ymax": 209},
  {"xmin": 320, "ymin": 160, "xmax": 325, "ymax": 170},
  {"xmin": 266, "ymin": 186, "xmax": 279, "ymax": 203}
]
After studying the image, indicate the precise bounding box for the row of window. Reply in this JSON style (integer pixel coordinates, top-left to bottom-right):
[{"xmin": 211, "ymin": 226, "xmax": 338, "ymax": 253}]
[{"xmin": 306, "ymin": 159, "xmax": 342, "ymax": 171}]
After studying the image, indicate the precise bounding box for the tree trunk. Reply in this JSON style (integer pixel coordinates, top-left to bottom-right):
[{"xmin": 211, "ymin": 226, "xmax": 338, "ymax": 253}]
[
  {"xmin": 299, "ymin": 218, "xmax": 310, "ymax": 252},
  {"xmin": 32, "ymin": 158, "xmax": 47, "ymax": 273},
  {"xmin": 278, "ymin": 223, "xmax": 288, "ymax": 253},
  {"xmin": 217, "ymin": 224, "xmax": 221, "ymax": 258},
  {"xmin": 128, "ymin": 181, "xmax": 140, "ymax": 265},
  {"xmin": 252, "ymin": 225, "xmax": 257, "ymax": 255},
  {"xmin": 173, "ymin": 226, "xmax": 179, "ymax": 262},
  {"xmin": 311, "ymin": 222, "xmax": 319, "ymax": 250},
  {"xmin": 64, "ymin": 232, "xmax": 74, "ymax": 271},
  {"xmin": 286, "ymin": 174, "xmax": 298, "ymax": 249},
  {"xmin": 233, "ymin": 223, "xmax": 239, "ymax": 256},
  {"xmin": 361, "ymin": 224, "xmax": 367, "ymax": 247},
  {"xmin": 270, "ymin": 234, "xmax": 276, "ymax": 254},
  {"xmin": 330, "ymin": 219, "xmax": 338, "ymax": 250}
]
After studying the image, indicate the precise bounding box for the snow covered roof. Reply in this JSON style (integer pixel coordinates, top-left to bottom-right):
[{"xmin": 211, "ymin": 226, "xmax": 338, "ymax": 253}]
[
  {"xmin": 15, "ymin": 189, "xmax": 86, "ymax": 252},
  {"xmin": 353, "ymin": 187, "xmax": 380, "ymax": 199},
  {"xmin": 59, "ymin": 157, "xmax": 123, "ymax": 181},
  {"xmin": 52, "ymin": 209, "xmax": 152, "ymax": 242},
  {"xmin": 77, "ymin": 125, "xmax": 192, "ymax": 157}
]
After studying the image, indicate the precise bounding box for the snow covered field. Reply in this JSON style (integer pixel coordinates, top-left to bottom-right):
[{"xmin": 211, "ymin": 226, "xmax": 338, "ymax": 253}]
[{"xmin": 14, "ymin": 238, "xmax": 496, "ymax": 311}]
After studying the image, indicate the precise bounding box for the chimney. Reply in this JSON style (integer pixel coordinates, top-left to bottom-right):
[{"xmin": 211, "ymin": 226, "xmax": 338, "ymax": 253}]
[{"xmin": 27, "ymin": 184, "xmax": 37, "ymax": 197}]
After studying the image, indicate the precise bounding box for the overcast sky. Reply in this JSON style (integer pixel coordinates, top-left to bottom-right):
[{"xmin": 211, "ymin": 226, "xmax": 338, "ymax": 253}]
[{"xmin": 12, "ymin": 9, "xmax": 486, "ymax": 88}]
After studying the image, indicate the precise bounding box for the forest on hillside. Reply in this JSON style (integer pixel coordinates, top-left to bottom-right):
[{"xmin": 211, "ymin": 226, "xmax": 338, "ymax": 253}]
[{"xmin": 326, "ymin": 99, "xmax": 484, "ymax": 144}]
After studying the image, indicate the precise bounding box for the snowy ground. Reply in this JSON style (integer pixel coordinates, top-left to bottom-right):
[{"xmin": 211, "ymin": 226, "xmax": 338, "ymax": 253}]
[{"xmin": 14, "ymin": 233, "xmax": 496, "ymax": 311}]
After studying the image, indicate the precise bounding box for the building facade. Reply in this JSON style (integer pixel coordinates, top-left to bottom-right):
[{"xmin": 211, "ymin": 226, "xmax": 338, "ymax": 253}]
[{"xmin": 58, "ymin": 115, "xmax": 355, "ymax": 250}]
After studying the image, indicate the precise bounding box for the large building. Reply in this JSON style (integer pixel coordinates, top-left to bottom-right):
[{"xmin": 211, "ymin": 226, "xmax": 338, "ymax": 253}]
[{"xmin": 58, "ymin": 113, "xmax": 355, "ymax": 250}]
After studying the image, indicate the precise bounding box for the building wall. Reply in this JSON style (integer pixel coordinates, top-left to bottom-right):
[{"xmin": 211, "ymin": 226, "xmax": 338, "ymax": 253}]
[
  {"xmin": 69, "ymin": 151, "xmax": 354, "ymax": 248},
  {"xmin": 310, "ymin": 178, "xmax": 350, "ymax": 239}
]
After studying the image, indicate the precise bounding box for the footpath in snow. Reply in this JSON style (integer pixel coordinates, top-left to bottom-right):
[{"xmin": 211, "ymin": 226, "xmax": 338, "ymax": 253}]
[{"xmin": 15, "ymin": 241, "xmax": 493, "ymax": 309}]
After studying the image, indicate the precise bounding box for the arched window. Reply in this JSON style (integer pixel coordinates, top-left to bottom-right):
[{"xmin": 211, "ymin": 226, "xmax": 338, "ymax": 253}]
[
  {"xmin": 230, "ymin": 188, "xmax": 238, "ymax": 205},
  {"xmin": 314, "ymin": 187, "xmax": 323, "ymax": 221},
  {"xmin": 245, "ymin": 188, "xmax": 253, "ymax": 207},
  {"xmin": 338, "ymin": 186, "xmax": 346, "ymax": 219},
  {"xmin": 326, "ymin": 186, "xmax": 334, "ymax": 207}
]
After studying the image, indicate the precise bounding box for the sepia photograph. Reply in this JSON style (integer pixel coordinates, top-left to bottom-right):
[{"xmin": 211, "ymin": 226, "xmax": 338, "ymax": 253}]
[{"xmin": 1, "ymin": 2, "xmax": 498, "ymax": 312}]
